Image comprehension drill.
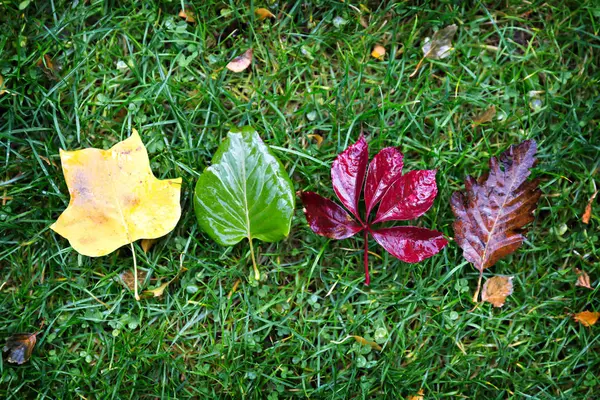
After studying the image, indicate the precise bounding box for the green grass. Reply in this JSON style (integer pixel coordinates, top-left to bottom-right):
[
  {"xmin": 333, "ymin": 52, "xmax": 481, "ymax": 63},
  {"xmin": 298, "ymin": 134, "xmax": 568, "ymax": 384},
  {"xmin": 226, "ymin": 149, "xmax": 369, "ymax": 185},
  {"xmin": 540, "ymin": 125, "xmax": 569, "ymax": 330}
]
[{"xmin": 1, "ymin": 0, "xmax": 599, "ymax": 398}]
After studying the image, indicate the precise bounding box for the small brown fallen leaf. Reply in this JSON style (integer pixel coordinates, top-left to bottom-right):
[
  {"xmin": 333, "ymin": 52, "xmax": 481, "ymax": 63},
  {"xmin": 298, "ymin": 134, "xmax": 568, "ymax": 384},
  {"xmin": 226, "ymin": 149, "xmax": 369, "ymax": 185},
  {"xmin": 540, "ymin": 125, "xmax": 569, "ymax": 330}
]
[
  {"xmin": 422, "ymin": 24, "xmax": 457, "ymax": 60},
  {"xmin": 410, "ymin": 24, "xmax": 457, "ymax": 78},
  {"xmin": 371, "ymin": 44, "xmax": 386, "ymax": 59},
  {"xmin": 3, "ymin": 332, "xmax": 38, "ymax": 364},
  {"xmin": 255, "ymin": 8, "xmax": 274, "ymax": 20},
  {"xmin": 351, "ymin": 335, "xmax": 382, "ymax": 351},
  {"xmin": 178, "ymin": 7, "xmax": 196, "ymax": 23},
  {"xmin": 359, "ymin": 16, "xmax": 369, "ymax": 29},
  {"xmin": 141, "ymin": 238, "xmax": 157, "ymax": 253},
  {"xmin": 481, "ymin": 276, "xmax": 513, "ymax": 307},
  {"xmin": 582, "ymin": 190, "xmax": 597, "ymax": 224},
  {"xmin": 575, "ymin": 268, "xmax": 592, "ymax": 289},
  {"xmin": 226, "ymin": 49, "xmax": 253, "ymax": 72},
  {"xmin": 37, "ymin": 54, "xmax": 55, "ymax": 71},
  {"xmin": 574, "ymin": 310, "xmax": 600, "ymax": 327},
  {"xmin": 120, "ymin": 269, "xmax": 148, "ymax": 291},
  {"xmin": 472, "ymin": 105, "xmax": 496, "ymax": 126},
  {"xmin": 407, "ymin": 389, "xmax": 424, "ymax": 400},
  {"xmin": 0, "ymin": 74, "xmax": 6, "ymax": 95},
  {"xmin": 307, "ymin": 134, "xmax": 323, "ymax": 147}
]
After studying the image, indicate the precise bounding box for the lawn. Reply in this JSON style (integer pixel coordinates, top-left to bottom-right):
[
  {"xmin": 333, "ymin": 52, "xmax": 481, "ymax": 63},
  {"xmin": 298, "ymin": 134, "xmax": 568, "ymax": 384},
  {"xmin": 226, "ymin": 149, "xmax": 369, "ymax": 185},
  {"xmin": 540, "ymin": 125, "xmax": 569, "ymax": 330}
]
[{"xmin": 1, "ymin": 1, "xmax": 599, "ymax": 398}]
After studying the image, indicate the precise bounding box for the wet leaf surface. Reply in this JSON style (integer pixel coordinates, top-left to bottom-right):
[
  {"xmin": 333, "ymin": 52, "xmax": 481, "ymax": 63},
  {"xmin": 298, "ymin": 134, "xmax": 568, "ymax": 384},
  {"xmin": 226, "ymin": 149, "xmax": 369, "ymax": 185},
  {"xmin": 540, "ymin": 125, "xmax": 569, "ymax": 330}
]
[{"xmin": 51, "ymin": 129, "xmax": 182, "ymax": 257}]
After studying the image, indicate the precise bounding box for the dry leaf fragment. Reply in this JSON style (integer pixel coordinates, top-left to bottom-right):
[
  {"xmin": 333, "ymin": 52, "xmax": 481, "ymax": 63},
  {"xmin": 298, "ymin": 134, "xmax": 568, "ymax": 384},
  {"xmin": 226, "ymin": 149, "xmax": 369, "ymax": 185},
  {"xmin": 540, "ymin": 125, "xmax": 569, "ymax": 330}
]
[
  {"xmin": 472, "ymin": 105, "xmax": 497, "ymax": 126},
  {"xmin": 255, "ymin": 8, "xmax": 274, "ymax": 20},
  {"xmin": 481, "ymin": 276, "xmax": 514, "ymax": 307},
  {"xmin": 50, "ymin": 129, "xmax": 182, "ymax": 257},
  {"xmin": 351, "ymin": 335, "xmax": 382, "ymax": 351},
  {"xmin": 141, "ymin": 238, "xmax": 157, "ymax": 253},
  {"xmin": 120, "ymin": 269, "xmax": 148, "ymax": 291},
  {"xmin": 574, "ymin": 310, "xmax": 600, "ymax": 327},
  {"xmin": 226, "ymin": 49, "xmax": 253, "ymax": 72},
  {"xmin": 142, "ymin": 281, "xmax": 169, "ymax": 298},
  {"xmin": 408, "ymin": 389, "xmax": 425, "ymax": 400},
  {"xmin": 582, "ymin": 190, "xmax": 597, "ymax": 224},
  {"xmin": 422, "ymin": 24, "xmax": 457, "ymax": 60},
  {"xmin": 0, "ymin": 74, "xmax": 6, "ymax": 95},
  {"xmin": 371, "ymin": 44, "xmax": 386, "ymax": 59},
  {"xmin": 178, "ymin": 7, "xmax": 196, "ymax": 23},
  {"xmin": 3, "ymin": 332, "xmax": 38, "ymax": 364},
  {"xmin": 359, "ymin": 16, "xmax": 369, "ymax": 29},
  {"xmin": 575, "ymin": 268, "xmax": 592, "ymax": 289}
]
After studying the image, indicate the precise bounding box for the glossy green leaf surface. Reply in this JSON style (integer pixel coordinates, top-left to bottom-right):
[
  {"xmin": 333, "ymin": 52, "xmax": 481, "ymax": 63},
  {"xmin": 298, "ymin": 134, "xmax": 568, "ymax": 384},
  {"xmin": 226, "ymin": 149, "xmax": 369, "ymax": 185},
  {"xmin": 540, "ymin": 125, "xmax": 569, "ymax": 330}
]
[{"xmin": 194, "ymin": 127, "xmax": 295, "ymax": 246}]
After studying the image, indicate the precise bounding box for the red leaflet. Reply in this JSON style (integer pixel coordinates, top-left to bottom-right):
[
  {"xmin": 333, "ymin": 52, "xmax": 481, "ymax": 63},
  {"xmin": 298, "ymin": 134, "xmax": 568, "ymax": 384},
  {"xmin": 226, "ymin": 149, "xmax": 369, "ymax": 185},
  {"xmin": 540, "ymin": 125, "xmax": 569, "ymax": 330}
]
[
  {"xmin": 300, "ymin": 137, "xmax": 447, "ymax": 285},
  {"xmin": 331, "ymin": 136, "xmax": 369, "ymax": 222}
]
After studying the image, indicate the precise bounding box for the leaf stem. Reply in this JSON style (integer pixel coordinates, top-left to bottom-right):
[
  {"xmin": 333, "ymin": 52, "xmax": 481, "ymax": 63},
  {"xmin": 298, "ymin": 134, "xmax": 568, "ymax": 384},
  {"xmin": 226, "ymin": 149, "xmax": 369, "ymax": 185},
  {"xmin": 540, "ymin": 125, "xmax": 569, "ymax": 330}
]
[
  {"xmin": 363, "ymin": 229, "xmax": 370, "ymax": 286},
  {"xmin": 472, "ymin": 269, "xmax": 483, "ymax": 303},
  {"xmin": 248, "ymin": 238, "xmax": 260, "ymax": 281},
  {"xmin": 131, "ymin": 242, "xmax": 140, "ymax": 301}
]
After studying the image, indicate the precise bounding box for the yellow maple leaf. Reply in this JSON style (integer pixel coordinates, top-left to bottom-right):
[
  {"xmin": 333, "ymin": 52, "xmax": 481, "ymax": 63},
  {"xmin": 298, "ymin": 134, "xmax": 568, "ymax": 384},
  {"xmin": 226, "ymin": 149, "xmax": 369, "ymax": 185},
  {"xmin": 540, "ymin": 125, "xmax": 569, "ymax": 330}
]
[{"xmin": 51, "ymin": 129, "xmax": 182, "ymax": 257}]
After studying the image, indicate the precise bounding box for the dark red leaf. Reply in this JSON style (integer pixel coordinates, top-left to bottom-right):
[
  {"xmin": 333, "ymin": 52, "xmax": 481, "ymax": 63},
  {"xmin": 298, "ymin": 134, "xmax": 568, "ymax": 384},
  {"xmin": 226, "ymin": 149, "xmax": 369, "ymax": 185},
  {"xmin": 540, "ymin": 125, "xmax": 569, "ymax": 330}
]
[
  {"xmin": 299, "ymin": 136, "xmax": 445, "ymax": 285},
  {"xmin": 364, "ymin": 147, "xmax": 404, "ymax": 216},
  {"xmin": 451, "ymin": 140, "xmax": 541, "ymax": 272},
  {"xmin": 371, "ymin": 226, "xmax": 448, "ymax": 263},
  {"xmin": 373, "ymin": 170, "xmax": 438, "ymax": 224},
  {"xmin": 299, "ymin": 191, "xmax": 363, "ymax": 239},
  {"xmin": 331, "ymin": 136, "xmax": 368, "ymax": 222}
]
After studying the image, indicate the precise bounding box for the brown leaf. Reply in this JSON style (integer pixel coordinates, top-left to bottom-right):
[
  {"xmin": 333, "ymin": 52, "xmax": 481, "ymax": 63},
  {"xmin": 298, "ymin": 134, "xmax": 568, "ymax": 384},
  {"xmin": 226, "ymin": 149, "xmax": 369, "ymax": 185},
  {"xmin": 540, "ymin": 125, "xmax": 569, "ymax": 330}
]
[
  {"xmin": 3, "ymin": 332, "xmax": 38, "ymax": 364},
  {"xmin": 359, "ymin": 16, "xmax": 369, "ymax": 29},
  {"xmin": 575, "ymin": 268, "xmax": 592, "ymax": 289},
  {"xmin": 582, "ymin": 190, "xmax": 597, "ymax": 224},
  {"xmin": 422, "ymin": 24, "xmax": 457, "ymax": 60},
  {"xmin": 481, "ymin": 276, "xmax": 513, "ymax": 307},
  {"xmin": 472, "ymin": 105, "xmax": 496, "ymax": 126},
  {"xmin": 574, "ymin": 310, "xmax": 600, "ymax": 327},
  {"xmin": 178, "ymin": 7, "xmax": 196, "ymax": 23},
  {"xmin": 226, "ymin": 49, "xmax": 253, "ymax": 72},
  {"xmin": 451, "ymin": 140, "xmax": 541, "ymax": 273},
  {"xmin": 371, "ymin": 44, "xmax": 386, "ymax": 59},
  {"xmin": 255, "ymin": 8, "xmax": 274, "ymax": 20},
  {"xmin": 141, "ymin": 238, "xmax": 157, "ymax": 253},
  {"xmin": 351, "ymin": 335, "xmax": 382, "ymax": 351},
  {"xmin": 120, "ymin": 269, "xmax": 147, "ymax": 291},
  {"xmin": 407, "ymin": 389, "xmax": 424, "ymax": 400}
]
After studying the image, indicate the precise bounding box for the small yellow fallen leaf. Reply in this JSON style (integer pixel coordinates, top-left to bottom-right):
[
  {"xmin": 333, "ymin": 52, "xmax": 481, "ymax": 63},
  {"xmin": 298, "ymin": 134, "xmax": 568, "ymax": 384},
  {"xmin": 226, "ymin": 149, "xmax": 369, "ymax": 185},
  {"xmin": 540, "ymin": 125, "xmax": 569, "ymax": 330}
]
[
  {"xmin": 481, "ymin": 276, "xmax": 513, "ymax": 307},
  {"xmin": 575, "ymin": 268, "xmax": 592, "ymax": 289},
  {"xmin": 582, "ymin": 190, "xmax": 597, "ymax": 224},
  {"xmin": 255, "ymin": 8, "xmax": 274, "ymax": 20},
  {"xmin": 307, "ymin": 134, "xmax": 324, "ymax": 147},
  {"xmin": 371, "ymin": 44, "xmax": 386, "ymax": 59},
  {"xmin": 51, "ymin": 129, "xmax": 182, "ymax": 257},
  {"xmin": 351, "ymin": 335, "xmax": 382, "ymax": 351},
  {"xmin": 178, "ymin": 7, "xmax": 196, "ymax": 23},
  {"xmin": 226, "ymin": 49, "xmax": 253, "ymax": 72},
  {"xmin": 407, "ymin": 389, "xmax": 424, "ymax": 400},
  {"xmin": 574, "ymin": 310, "xmax": 600, "ymax": 327},
  {"xmin": 142, "ymin": 281, "xmax": 170, "ymax": 298},
  {"xmin": 0, "ymin": 74, "xmax": 6, "ymax": 95},
  {"xmin": 472, "ymin": 105, "xmax": 496, "ymax": 126},
  {"xmin": 141, "ymin": 238, "xmax": 157, "ymax": 253}
]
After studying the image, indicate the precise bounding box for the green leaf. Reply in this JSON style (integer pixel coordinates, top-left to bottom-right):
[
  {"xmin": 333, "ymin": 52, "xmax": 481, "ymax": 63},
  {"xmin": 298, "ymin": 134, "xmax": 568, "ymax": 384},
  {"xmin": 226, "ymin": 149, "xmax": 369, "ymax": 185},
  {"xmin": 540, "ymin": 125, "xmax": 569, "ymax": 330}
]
[{"xmin": 194, "ymin": 127, "xmax": 295, "ymax": 248}]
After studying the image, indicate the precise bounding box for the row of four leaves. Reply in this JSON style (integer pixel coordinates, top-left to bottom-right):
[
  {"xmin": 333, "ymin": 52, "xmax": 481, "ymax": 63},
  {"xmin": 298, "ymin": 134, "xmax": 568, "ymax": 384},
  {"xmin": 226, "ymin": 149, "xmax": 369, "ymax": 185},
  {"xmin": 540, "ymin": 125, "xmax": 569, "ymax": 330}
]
[{"xmin": 48, "ymin": 127, "xmax": 595, "ymax": 322}]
